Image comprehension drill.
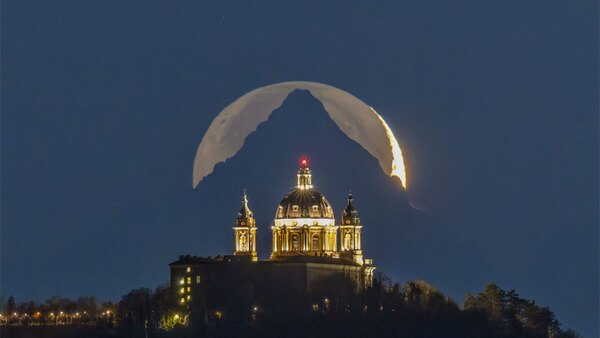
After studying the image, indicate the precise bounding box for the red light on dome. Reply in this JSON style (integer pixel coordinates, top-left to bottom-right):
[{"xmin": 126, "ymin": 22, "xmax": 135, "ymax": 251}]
[{"xmin": 300, "ymin": 156, "xmax": 309, "ymax": 167}]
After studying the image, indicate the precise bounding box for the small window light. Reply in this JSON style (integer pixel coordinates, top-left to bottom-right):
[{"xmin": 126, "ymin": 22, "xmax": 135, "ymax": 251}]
[
  {"xmin": 180, "ymin": 288, "xmax": 185, "ymax": 294},
  {"xmin": 187, "ymin": 277, "xmax": 191, "ymax": 284},
  {"xmin": 187, "ymin": 295, "xmax": 191, "ymax": 300},
  {"xmin": 179, "ymin": 278, "xmax": 185, "ymax": 285},
  {"xmin": 196, "ymin": 276, "xmax": 200, "ymax": 284},
  {"xmin": 187, "ymin": 287, "xmax": 191, "ymax": 292},
  {"xmin": 186, "ymin": 267, "xmax": 191, "ymax": 273},
  {"xmin": 180, "ymin": 298, "xmax": 185, "ymax": 304}
]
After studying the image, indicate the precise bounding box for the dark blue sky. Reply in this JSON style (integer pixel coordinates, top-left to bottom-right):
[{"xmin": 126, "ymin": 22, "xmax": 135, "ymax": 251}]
[{"xmin": 2, "ymin": 1, "xmax": 597, "ymax": 336}]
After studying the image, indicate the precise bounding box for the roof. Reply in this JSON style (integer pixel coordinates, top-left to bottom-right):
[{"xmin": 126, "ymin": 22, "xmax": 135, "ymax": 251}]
[
  {"xmin": 169, "ymin": 255, "xmax": 224, "ymax": 266},
  {"xmin": 169, "ymin": 254, "xmax": 361, "ymax": 267},
  {"xmin": 269, "ymin": 255, "xmax": 361, "ymax": 267},
  {"xmin": 275, "ymin": 188, "xmax": 334, "ymax": 219}
]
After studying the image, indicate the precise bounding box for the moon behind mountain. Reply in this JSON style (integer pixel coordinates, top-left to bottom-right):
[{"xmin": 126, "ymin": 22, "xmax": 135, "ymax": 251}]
[{"xmin": 192, "ymin": 81, "xmax": 407, "ymax": 189}]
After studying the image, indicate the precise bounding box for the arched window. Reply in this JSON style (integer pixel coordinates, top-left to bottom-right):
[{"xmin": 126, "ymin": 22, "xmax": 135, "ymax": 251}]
[
  {"xmin": 344, "ymin": 233, "xmax": 352, "ymax": 250},
  {"xmin": 312, "ymin": 235, "xmax": 319, "ymax": 251},
  {"xmin": 292, "ymin": 234, "xmax": 300, "ymax": 251},
  {"xmin": 239, "ymin": 234, "xmax": 247, "ymax": 251}
]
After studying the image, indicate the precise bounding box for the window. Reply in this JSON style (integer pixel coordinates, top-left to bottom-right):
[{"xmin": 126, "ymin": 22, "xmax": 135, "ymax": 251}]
[
  {"xmin": 187, "ymin": 277, "xmax": 191, "ymax": 284},
  {"xmin": 180, "ymin": 298, "xmax": 185, "ymax": 304},
  {"xmin": 186, "ymin": 266, "xmax": 191, "ymax": 273},
  {"xmin": 187, "ymin": 287, "xmax": 191, "ymax": 292},
  {"xmin": 179, "ymin": 278, "xmax": 185, "ymax": 285},
  {"xmin": 187, "ymin": 295, "xmax": 191, "ymax": 300},
  {"xmin": 196, "ymin": 276, "xmax": 200, "ymax": 284},
  {"xmin": 239, "ymin": 234, "xmax": 247, "ymax": 250},
  {"xmin": 180, "ymin": 288, "xmax": 185, "ymax": 294},
  {"xmin": 292, "ymin": 205, "xmax": 299, "ymax": 212},
  {"xmin": 312, "ymin": 235, "xmax": 319, "ymax": 251},
  {"xmin": 292, "ymin": 235, "xmax": 299, "ymax": 251},
  {"xmin": 312, "ymin": 205, "xmax": 319, "ymax": 213},
  {"xmin": 344, "ymin": 233, "xmax": 352, "ymax": 250}
]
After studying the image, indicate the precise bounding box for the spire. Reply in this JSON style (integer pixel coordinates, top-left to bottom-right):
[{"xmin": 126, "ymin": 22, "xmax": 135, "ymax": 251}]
[
  {"xmin": 343, "ymin": 192, "xmax": 360, "ymax": 223},
  {"xmin": 296, "ymin": 155, "xmax": 313, "ymax": 190},
  {"xmin": 233, "ymin": 189, "xmax": 257, "ymax": 260},
  {"xmin": 237, "ymin": 189, "xmax": 254, "ymax": 220}
]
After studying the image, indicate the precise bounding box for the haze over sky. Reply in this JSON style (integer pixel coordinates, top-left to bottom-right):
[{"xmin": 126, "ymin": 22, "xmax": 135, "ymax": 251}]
[{"xmin": 2, "ymin": 1, "xmax": 597, "ymax": 336}]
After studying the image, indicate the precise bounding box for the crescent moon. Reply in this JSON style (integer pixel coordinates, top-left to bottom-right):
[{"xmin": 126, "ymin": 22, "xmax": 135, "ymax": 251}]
[{"xmin": 193, "ymin": 81, "xmax": 407, "ymax": 189}]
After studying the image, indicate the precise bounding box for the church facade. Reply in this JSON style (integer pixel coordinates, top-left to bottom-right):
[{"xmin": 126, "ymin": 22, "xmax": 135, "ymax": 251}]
[{"xmin": 170, "ymin": 157, "xmax": 375, "ymax": 307}]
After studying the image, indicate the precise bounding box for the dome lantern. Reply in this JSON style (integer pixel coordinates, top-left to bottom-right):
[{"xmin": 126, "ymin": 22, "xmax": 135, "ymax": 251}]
[{"xmin": 296, "ymin": 155, "xmax": 313, "ymax": 190}]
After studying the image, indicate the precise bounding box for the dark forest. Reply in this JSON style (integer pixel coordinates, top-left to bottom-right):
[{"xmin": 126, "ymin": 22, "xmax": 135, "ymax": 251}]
[{"xmin": 1, "ymin": 273, "xmax": 581, "ymax": 338}]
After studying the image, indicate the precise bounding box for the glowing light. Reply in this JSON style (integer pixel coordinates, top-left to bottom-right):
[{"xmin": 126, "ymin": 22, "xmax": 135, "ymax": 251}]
[
  {"xmin": 300, "ymin": 156, "xmax": 308, "ymax": 167},
  {"xmin": 371, "ymin": 107, "xmax": 407, "ymax": 188},
  {"xmin": 174, "ymin": 314, "xmax": 180, "ymax": 320},
  {"xmin": 252, "ymin": 306, "xmax": 258, "ymax": 312}
]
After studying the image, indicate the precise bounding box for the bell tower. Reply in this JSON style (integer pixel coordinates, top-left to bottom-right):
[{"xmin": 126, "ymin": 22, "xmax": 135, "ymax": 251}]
[
  {"xmin": 339, "ymin": 193, "xmax": 364, "ymax": 265},
  {"xmin": 233, "ymin": 190, "xmax": 257, "ymax": 261}
]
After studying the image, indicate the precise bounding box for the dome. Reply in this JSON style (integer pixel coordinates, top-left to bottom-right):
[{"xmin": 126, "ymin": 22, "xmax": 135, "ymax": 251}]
[{"xmin": 275, "ymin": 189, "xmax": 334, "ymax": 219}]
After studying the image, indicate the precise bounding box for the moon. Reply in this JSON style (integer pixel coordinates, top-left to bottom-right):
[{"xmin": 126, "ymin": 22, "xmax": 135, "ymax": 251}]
[{"xmin": 193, "ymin": 81, "xmax": 407, "ymax": 189}]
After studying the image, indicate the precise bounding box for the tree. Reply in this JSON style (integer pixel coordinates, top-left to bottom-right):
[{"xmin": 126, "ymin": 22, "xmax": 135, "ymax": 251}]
[{"xmin": 6, "ymin": 295, "xmax": 16, "ymax": 314}]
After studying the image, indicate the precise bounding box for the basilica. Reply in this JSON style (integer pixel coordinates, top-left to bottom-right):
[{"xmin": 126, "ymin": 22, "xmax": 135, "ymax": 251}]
[{"xmin": 170, "ymin": 157, "xmax": 375, "ymax": 307}]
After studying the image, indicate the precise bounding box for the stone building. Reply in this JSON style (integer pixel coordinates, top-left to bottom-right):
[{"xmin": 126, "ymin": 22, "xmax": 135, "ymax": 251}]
[{"xmin": 170, "ymin": 157, "xmax": 375, "ymax": 308}]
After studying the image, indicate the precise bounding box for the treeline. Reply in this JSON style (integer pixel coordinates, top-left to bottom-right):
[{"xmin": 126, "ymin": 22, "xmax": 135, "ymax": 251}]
[
  {"xmin": 1, "ymin": 276, "xmax": 582, "ymax": 338},
  {"xmin": 2, "ymin": 295, "xmax": 116, "ymax": 317}
]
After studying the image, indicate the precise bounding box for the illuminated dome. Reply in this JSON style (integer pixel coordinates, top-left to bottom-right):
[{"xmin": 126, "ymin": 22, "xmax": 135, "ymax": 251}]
[
  {"xmin": 276, "ymin": 189, "xmax": 334, "ymax": 219},
  {"xmin": 274, "ymin": 156, "xmax": 334, "ymax": 219}
]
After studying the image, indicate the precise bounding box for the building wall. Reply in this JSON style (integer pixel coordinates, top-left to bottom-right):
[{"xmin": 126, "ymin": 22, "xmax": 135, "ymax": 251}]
[{"xmin": 170, "ymin": 258, "xmax": 369, "ymax": 311}]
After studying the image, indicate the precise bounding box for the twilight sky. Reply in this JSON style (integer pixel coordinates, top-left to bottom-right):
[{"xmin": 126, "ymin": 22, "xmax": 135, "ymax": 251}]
[{"xmin": 1, "ymin": 1, "xmax": 598, "ymax": 336}]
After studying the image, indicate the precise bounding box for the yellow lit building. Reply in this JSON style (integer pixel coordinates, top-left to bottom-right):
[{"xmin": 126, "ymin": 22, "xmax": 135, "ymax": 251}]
[{"xmin": 170, "ymin": 156, "xmax": 375, "ymax": 307}]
